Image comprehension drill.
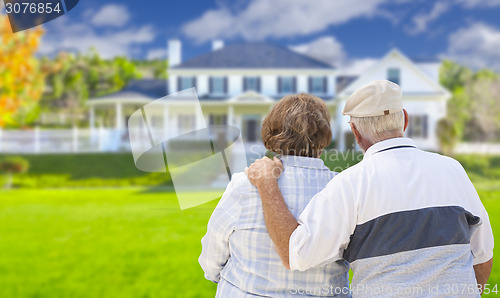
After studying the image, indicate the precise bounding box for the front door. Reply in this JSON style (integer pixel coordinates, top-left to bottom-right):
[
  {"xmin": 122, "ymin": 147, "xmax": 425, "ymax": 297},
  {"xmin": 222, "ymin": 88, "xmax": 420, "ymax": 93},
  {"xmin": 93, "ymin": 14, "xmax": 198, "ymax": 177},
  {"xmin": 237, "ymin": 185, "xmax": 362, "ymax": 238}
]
[
  {"xmin": 247, "ymin": 119, "xmax": 257, "ymax": 142},
  {"xmin": 243, "ymin": 115, "xmax": 260, "ymax": 143}
]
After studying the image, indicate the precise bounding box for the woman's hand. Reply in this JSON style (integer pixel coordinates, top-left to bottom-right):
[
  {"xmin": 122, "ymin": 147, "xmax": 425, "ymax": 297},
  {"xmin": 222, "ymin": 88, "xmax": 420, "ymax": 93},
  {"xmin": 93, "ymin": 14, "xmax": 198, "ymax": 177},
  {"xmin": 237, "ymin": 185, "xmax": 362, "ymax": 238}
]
[{"xmin": 245, "ymin": 156, "xmax": 283, "ymax": 189}]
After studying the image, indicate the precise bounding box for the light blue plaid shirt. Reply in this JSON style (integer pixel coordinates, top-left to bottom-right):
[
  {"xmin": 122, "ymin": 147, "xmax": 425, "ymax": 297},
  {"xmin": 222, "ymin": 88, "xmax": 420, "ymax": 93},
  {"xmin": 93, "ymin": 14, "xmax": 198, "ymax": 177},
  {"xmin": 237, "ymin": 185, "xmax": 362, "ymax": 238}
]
[{"xmin": 199, "ymin": 155, "xmax": 350, "ymax": 297}]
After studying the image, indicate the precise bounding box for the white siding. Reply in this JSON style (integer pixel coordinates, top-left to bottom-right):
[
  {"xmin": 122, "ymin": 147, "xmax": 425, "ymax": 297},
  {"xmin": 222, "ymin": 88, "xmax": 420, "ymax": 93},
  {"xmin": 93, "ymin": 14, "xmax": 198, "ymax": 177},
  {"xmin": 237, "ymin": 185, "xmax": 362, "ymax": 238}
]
[
  {"xmin": 328, "ymin": 75, "xmax": 336, "ymax": 97},
  {"xmin": 169, "ymin": 75, "xmax": 178, "ymax": 93},
  {"xmin": 297, "ymin": 75, "xmax": 308, "ymax": 93},
  {"xmin": 261, "ymin": 75, "xmax": 277, "ymax": 97},
  {"xmin": 197, "ymin": 75, "xmax": 209, "ymax": 96},
  {"xmin": 416, "ymin": 63, "xmax": 440, "ymax": 83},
  {"xmin": 368, "ymin": 59, "xmax": 436, "ymax": 93},
  {"xmin": 228, "ymin": 75, "xmax": 243, "ymax": 96}
]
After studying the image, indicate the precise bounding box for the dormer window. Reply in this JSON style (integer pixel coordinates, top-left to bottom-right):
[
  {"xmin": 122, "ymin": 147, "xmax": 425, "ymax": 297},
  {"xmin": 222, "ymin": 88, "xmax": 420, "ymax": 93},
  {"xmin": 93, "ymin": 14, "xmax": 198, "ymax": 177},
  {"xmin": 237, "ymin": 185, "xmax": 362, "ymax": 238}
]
[
  {"xmin": 210, "ymin": 77, "xmax": 227, "ymax": 95},
  {"xmin": 244, "ymin": 77, "xmax": 260, "ymax": 92},
  {"xmin": 310, "ymin": 77, "xmax": 327, "ymax": 94},
  {"xmin": 387, "ymin": 68, "xmax": 400, "ymax": 85},
  {"xmin": 278, "ymin": 77, "xmax": 296, "ymax": 94},
  {"xmin": 178, "ymin": 76, "xmax": 196, "ymax": 90}
]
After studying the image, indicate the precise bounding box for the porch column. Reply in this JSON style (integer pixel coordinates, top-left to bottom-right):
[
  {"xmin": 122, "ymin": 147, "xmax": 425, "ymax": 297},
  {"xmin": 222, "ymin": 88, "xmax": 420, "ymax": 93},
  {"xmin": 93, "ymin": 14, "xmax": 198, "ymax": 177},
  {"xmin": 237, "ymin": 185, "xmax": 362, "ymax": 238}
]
[
  {"xmin": 115, "ymin": 102, "xmax": 123, "ymax": 131},
  {"xmin": 195, "ymin": 103, "xmax": 203, "ymax": 130},
  {"xmin": 330, "ymin": 117, "xmax": 335, "ymax": 143},
  {"xmin": 89, "ymin": 105, "xmax": 95, "ymax": 135},
  {"xmin": 338, "ymin": 126, "xmax": 345, "ymax": 151},
  {"xmin": 228, "ymin": 105, "xmax": 234, "ymax": 126},
  {"xmin": 163, "ymin": 104, "xmax": 170, "ymax": 139}
]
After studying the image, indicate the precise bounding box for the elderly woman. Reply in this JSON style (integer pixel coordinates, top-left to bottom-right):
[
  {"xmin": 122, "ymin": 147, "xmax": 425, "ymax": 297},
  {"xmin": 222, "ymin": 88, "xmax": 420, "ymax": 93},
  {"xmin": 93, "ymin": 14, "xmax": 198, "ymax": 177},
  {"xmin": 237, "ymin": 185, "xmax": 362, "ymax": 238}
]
[{"xmin": 199, "ymin": 93, "xmax": 349, "ymax": 297}]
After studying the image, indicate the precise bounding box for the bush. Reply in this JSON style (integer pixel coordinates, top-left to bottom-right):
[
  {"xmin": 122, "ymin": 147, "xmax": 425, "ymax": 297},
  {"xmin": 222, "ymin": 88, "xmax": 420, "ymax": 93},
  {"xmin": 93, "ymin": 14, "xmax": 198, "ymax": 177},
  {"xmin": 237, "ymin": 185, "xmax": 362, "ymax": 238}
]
[{"xmin": 0, "ymin": 156, "xmax": 30, "ymax": 189}]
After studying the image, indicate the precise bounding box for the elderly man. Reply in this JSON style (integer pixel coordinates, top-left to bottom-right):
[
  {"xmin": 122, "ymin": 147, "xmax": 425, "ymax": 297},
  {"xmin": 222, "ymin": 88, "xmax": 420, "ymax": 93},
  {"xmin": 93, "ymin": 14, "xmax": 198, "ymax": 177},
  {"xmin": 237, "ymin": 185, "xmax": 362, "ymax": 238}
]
[{"xmin": 245, "ymin": 80, "xmax": 494, "ymax": 297}]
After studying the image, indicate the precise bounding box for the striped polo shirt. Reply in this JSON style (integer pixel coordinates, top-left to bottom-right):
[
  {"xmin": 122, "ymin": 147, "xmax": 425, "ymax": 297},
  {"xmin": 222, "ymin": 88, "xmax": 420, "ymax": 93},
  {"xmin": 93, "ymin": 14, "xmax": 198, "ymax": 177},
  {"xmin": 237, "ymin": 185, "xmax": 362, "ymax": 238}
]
[{"xmin": 289, "ymin": 138, "xmax": 494, "ymax": 297}]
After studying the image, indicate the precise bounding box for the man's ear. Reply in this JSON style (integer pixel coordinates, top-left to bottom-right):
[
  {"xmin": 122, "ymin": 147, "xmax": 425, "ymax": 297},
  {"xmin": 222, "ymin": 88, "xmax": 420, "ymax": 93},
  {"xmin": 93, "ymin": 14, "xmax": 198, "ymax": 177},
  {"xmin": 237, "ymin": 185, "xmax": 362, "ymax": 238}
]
[
  {"xmin": 350, "ymin": 122, "xmax": 362, "ymax": 144},
  {"xmin": 403, "ymin": 109, "xmax": 409, "ymax": 132}
]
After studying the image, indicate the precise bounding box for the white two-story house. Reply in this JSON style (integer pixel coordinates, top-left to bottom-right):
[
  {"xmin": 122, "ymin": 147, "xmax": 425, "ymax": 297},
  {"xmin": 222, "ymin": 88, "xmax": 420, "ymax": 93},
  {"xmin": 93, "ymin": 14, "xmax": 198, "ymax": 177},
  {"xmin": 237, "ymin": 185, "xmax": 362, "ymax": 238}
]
[
  {"xmin": 87, "ymin": 41, "xmax": 450, "ymax": 153},
  {"xmin": 167, "ymin": 40, "xmax": 336, "ymax": 147}
]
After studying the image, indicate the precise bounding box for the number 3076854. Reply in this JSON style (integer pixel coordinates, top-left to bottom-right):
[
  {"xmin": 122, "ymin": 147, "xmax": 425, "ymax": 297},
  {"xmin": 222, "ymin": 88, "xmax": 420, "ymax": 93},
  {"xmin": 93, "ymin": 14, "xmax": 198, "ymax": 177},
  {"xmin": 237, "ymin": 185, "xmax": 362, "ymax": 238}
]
[{"xmin": 5, "ymin": 2, "xmax": 62, "ymax": 14}]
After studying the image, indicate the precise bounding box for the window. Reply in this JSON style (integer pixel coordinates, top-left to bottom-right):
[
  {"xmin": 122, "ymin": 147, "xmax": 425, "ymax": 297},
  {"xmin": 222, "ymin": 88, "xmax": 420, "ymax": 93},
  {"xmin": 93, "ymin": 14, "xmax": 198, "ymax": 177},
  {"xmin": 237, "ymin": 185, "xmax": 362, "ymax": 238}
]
[
  {"xmin": 210, "ymin": 77, "xmax": 226, "ymax": 95},
  {"xmin": 179, "ymin": 77, "xmax": 195, "ymax": 90},
  {"xmin": 279, "ymin": 77, "xmax": 295, "ymax": 94},
  {"xmin": 407, "ymin": 115, "xmax": 428, "ymax": 138},
  {"xmin": 209, "ymin": 114, "xmax": 227, "ymax": 125},
  {"xmin": 244, "ymin": 77, "xmax": 260, "ymax": 92},
  {"xmin": 387, "ymin": 68, "xmax": 400, "ymax": 85},
  {"xmin": 178, "ymin": 114, "xmax": 195, "ymax": 134},
  {"xmin": 311, "ymin": 77, "xmax": 326, "ymax": 94}
]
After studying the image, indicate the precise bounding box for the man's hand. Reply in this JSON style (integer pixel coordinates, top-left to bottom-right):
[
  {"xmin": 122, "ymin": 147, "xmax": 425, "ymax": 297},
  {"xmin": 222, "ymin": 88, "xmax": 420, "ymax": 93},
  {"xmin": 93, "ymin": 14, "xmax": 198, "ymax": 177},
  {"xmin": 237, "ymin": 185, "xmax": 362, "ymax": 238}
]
[
  {"xmin": 245, "ymin": 156, "xmax": 283, "ymax": 189},
  {"xmin": 245, "ymin": 155, "xmax": 297, "ymax": 269}
]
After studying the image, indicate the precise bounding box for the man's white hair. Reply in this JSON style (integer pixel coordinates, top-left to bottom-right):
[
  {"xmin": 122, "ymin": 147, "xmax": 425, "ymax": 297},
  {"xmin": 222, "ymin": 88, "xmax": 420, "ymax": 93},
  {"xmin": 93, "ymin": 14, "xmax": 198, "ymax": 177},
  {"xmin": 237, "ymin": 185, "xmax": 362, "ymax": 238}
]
[{"xmin": 350, "ymin": 110, "xmax": 405, "ymax": 144}]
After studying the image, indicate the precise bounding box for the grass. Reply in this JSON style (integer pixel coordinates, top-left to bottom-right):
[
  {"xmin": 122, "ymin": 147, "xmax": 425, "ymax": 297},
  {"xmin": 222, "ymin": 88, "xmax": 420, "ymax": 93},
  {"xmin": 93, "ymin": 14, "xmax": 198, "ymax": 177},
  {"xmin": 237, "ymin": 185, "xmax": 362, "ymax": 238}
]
[
  {"xmin": 0, "ymin": 187, "xmax": 499, "ymax": 297},
  {"xmin": 0, "ymin": 153, "xmax": 499, "ymax": 297},
  {"xmin": 0, "ymin": 189, "xmax": 217, "ymax": 298}
]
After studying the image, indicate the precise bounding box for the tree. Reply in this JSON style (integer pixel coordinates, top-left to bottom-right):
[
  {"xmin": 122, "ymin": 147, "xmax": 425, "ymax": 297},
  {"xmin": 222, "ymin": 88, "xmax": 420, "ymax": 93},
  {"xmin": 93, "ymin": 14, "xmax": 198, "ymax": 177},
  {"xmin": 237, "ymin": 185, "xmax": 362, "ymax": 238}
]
[
  {"xmin": 440, "ymin": 60, "xmax": 472, "ymax": 92},
  {"xmin": 39, "ymin": 50, "xmax": 142, "ymax": 126},
  {"xmin": 438, "ymin": 60, "xmax": 500, "ymax": 151},
  {"xmin": 438, "ymin": 60, "xmax": 472, "ymax": 153},
  {"xmin": 465, "ymin": 76, "xmax": 500, "ymax": 141},
  {"xmin": 437, "ymin": 118, "xmax": 458, "ymax": 156},
  {"xmin": 0, "ymin": 156, "xmax": 29, "ymax": 189},
  {"xmin": 0, "ymin": 15, "xmax": 44, "ymax": 127}
]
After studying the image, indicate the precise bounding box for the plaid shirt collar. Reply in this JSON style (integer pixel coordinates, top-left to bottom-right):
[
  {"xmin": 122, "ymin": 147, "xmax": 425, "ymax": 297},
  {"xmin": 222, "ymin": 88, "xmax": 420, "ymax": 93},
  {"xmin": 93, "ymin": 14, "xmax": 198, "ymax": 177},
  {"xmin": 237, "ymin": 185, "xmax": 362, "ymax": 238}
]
[{"xmin": 279, "ymin": 155, "xmax": 329, "ymax": 170}]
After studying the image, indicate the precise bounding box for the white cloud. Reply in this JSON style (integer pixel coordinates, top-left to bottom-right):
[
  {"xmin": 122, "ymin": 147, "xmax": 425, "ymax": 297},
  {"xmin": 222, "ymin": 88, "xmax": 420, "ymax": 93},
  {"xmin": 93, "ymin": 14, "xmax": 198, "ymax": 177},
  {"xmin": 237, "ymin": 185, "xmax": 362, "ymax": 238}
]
[
  {"xmin": 91, "ymin": 4, "xmax": 131, "ymax": 27},
  {"xmin": 445, "ymin": 22, "xmax": 500, "ymax": 70},
  {"xmin": 182, "ymin": 0, "xmax": 390, "ymax": 43},
  {"xmin": 289, "ymin": 36, "xmax": 378, "ymax": 75},
  {"xmin": 338, "ymin": 58, "xmax": 379, "ymax": 76},
  {"xmin": 407, "ymin": 2, "xmax": 449, "ymax": 34},
  {"xmin": 146, "ymin": 48, "xmax": 167, "ymax": 60},
  {"xmin": 290, "ymin": 36, "xmax": 345, "ymax": 66},
  {"xmin": 456, "ymin": 0, "xmax": 500, "ymax": 8},
  {"xmin": 39, "ymin": 16, "xmax": 155, "ymax": 59}
]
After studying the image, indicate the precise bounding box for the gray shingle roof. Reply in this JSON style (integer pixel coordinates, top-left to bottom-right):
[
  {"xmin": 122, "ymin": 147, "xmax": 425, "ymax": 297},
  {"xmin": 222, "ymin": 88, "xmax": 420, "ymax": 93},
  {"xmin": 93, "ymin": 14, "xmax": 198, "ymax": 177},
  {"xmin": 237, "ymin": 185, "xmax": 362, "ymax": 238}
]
[
  {"xmin": 97, "ymin": 79, "xmax": 168, "ymax": 100},
  {"xmin": 336, "ymin": 76, "xmax": 358, "ymax": 94},
  {"xmin": 173, "ymin": 42, "xmax": 334, "ymax": 69}
]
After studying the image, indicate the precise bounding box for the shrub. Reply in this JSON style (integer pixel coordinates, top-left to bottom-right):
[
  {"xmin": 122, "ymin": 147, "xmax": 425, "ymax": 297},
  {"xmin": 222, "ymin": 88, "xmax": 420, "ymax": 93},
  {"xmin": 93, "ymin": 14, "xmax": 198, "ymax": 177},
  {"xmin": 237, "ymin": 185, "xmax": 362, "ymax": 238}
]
[{"xmin": 0, "ymin": 156, "xmax": 29, "ymax": 189}]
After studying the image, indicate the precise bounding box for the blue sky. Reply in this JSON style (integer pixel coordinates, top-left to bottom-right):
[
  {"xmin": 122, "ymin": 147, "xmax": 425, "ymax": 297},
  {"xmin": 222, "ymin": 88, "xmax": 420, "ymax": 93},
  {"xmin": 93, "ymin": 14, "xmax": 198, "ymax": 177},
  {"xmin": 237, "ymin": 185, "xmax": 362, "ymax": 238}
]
[{"xmin": 12, "ymin": 0, "xmax": 500, "ymax": 73}]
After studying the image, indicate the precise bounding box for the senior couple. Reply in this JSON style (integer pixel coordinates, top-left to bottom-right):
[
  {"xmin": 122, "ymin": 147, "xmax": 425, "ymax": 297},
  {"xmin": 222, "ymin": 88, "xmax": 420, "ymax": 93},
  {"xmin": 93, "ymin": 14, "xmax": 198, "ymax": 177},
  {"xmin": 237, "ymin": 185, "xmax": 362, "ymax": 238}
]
[{"xmin": 199, "ymin": 80, "xmax": 494, "ymax": 297}]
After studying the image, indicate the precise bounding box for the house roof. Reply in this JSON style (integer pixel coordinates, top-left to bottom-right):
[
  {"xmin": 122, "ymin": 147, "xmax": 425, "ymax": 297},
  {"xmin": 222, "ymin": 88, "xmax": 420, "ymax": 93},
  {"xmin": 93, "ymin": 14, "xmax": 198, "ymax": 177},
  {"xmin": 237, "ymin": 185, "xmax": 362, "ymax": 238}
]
[
  {"xmin": 339, "ymin": 49, "xmax": 450, "ymax": 99},
  {"xmin": 336, "ymin": 76, "xmax": 358, "ymax": 94},
  {"xmin": 173, "ymin": 42, "xmax": 334, "ymax": 69},
  {"xmin": 411, "ymin": 57, "xmax": 441, "ymax": 63},
  {"xmin": 90, "ymin": 79, "xmax": 168, "ymax": 102}
]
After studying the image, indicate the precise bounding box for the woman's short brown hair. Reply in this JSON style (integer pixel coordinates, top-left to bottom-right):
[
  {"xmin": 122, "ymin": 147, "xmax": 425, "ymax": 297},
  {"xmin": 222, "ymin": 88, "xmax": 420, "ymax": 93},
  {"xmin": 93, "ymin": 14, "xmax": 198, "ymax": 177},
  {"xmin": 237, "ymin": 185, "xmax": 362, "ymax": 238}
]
[{"xmin": 261, "ymin": 93, "xmax": 332, "ymax": 158}]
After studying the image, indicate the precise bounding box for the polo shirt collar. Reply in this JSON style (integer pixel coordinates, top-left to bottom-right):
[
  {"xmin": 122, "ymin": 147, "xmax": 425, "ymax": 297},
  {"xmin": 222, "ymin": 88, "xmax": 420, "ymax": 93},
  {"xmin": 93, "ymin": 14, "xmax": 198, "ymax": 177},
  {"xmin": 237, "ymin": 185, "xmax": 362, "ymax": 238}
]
[
  {"xmin": 279, "ymin": 155, "xmax": 329, "ymax": 170},
  {"xmin": 363, "ymin": 137, "xmax": 418, "ymax": 159}
]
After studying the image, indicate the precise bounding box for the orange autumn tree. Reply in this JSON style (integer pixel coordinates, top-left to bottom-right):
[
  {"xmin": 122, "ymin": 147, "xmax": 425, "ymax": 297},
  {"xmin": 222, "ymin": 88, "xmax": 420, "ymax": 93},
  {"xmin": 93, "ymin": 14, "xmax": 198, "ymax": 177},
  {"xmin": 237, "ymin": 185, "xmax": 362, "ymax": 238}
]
[{"xmin": 0, "ymin": 15, "xmax": 44, "ymax": 127}]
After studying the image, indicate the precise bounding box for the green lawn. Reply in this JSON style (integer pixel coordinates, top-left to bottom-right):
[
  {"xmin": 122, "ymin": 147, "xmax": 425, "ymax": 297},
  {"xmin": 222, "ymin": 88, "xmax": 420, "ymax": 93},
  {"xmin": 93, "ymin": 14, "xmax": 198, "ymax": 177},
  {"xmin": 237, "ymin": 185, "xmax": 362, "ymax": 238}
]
[
  {"xmin": 0, "ymin": 189, "xmax": 217, "ymax": 298},
  {"xmin": 0, "ymin": 153, "xmax": 499, "ymax": 297},
  {"xmin": 0, "ymin": 187, "xmax": 499, "ymax": 297}
]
